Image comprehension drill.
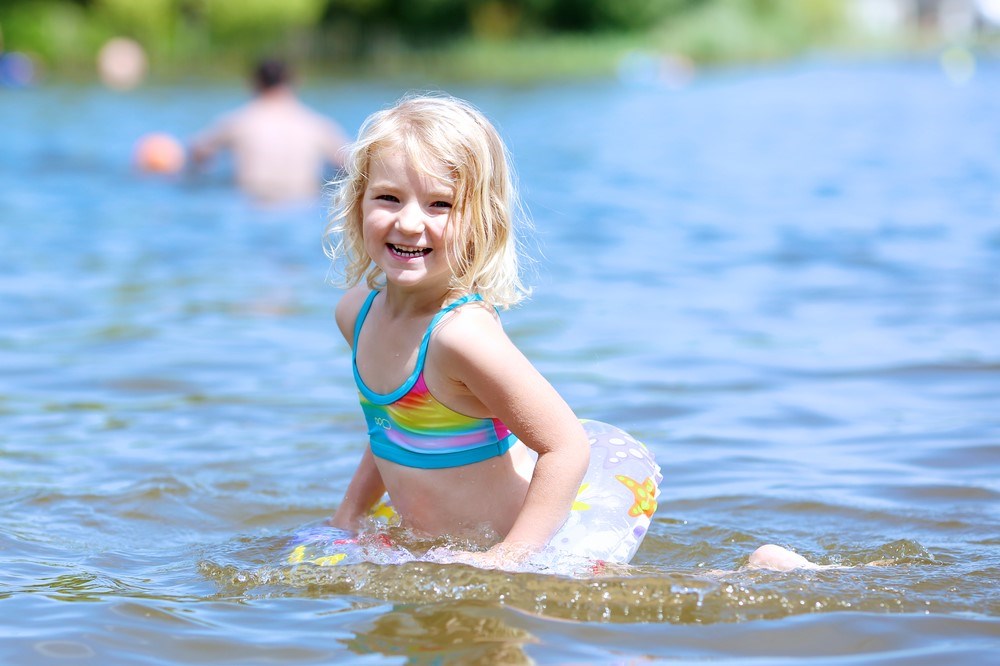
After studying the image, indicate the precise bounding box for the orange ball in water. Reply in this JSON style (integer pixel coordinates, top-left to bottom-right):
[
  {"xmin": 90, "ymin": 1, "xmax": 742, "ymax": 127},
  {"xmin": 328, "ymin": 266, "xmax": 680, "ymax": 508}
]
[{"xmin": 134, "ymin": 133, "xmax": 185, "ymax": 174}]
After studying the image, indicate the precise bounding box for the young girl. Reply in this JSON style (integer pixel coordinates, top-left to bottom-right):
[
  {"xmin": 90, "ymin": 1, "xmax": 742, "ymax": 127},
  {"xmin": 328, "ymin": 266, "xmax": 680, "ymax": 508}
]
[
  {"xmin": 317, "ymin": 93, "xmax": 809, "ymax": 572},
  {"xmin": 322, "ymin": 93, "xmax": 593, "ymax": 566}
]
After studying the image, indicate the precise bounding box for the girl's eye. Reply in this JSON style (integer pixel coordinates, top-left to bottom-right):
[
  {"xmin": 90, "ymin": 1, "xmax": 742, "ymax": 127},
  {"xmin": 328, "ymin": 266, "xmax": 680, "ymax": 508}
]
[
  {"xmin": 375, "ymin": 194, "xmax": 399, "ymax": 203},
  {"xmin": 430, "ymin": 201, "xmax": 452, "ymax": 209}
]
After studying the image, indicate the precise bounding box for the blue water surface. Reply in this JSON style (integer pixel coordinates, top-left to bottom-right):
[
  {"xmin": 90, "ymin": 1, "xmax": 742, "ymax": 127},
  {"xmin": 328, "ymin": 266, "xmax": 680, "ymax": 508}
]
[{"xmin": 1, "ymin": 59, "xmax": 998, "ymax": 664}]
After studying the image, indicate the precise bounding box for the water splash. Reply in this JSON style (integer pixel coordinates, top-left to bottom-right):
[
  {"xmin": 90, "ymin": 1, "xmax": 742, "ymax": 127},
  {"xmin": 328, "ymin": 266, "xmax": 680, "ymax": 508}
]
[{"xmin": 195, "ymin": 531, "xmax": 975, "ymax": 625}]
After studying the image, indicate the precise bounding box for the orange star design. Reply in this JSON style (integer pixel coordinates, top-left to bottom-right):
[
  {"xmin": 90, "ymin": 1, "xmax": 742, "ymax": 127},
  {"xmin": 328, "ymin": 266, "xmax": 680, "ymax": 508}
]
[{"xmin": 615, "ymin": 475, "xmax": 658, "ymax": 518}]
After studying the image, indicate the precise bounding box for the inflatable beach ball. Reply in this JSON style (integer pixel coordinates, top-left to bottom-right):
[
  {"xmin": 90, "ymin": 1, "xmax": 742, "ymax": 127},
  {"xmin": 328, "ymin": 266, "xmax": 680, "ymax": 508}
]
[{"xmin": 134, "ymin": 133, "xmax": 186, "ymax": 175}]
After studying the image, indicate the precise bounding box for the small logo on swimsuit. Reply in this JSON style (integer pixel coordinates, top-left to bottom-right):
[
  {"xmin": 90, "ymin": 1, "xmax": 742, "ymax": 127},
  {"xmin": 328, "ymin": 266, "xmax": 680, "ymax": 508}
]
[{"xmin": 374, "ymin": 417, "xmax": 392, "ymax": 430}]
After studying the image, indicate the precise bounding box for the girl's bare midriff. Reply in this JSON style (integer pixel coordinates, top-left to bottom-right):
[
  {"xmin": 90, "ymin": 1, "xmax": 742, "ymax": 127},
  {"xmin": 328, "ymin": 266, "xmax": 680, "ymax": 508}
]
[{"xmin": 374, "ymin": 442, "xmax": 536, "ymax": 540}]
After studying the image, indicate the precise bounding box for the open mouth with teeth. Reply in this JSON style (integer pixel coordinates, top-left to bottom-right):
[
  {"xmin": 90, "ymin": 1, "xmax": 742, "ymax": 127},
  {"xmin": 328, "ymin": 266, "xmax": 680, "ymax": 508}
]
[{"xmin": 388, "ymin": 243, "xmax": 432, "ymax": 258}]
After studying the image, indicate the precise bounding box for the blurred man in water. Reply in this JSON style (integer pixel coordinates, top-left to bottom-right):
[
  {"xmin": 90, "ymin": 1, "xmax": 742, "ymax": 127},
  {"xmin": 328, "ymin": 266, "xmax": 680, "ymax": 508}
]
[{"xmin": 190, "ymin": 59, "xmax": 348, "ymax": 203}]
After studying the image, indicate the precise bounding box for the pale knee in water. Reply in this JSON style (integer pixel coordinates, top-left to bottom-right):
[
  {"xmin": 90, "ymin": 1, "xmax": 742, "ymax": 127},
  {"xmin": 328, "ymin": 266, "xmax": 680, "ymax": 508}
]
[{"xmin": 748, "ymin": 544, "xmax": 818, "ymax": 571}]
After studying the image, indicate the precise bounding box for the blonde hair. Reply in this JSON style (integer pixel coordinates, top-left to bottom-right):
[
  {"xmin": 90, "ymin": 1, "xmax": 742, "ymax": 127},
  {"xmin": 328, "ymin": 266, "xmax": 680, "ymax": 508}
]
[{"xmin": 324, "ymin": 93, "xmax": 530, "ymax": 309}]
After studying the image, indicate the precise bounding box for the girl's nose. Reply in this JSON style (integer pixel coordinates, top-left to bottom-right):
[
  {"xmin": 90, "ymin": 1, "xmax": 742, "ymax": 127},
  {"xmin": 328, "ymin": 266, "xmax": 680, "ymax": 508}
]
[{"xmin": 394, "ymin": 202, "xmax": 425, "ymax": 233}]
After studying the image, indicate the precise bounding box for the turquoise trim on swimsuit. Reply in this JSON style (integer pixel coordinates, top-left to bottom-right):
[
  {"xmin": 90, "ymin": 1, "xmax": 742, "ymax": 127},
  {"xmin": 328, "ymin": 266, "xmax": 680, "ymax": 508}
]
[{"xmin": 352, "ymin": 291, "xmax": 516, "ymax": 469}]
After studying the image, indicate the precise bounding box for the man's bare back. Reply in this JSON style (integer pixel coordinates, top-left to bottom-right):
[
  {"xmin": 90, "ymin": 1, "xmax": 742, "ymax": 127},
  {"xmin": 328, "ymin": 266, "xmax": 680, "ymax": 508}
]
[{"xmin": 190, "ymin": 60, "xmax": 348, "ymax": 202}]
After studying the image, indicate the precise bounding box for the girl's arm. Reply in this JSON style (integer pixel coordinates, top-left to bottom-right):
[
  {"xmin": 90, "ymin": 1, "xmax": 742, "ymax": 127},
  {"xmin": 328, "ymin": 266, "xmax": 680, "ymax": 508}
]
[
  {"xmin": 329, "ymin": 447, "xmax": 386, "ymax": 531},
  {"xmin": 434, "ymin": 307, "xmax": 590, "ymax": 550},
  {"xmin": 329, "ymin": 284, "xmax": 383, "ymax": 530}
]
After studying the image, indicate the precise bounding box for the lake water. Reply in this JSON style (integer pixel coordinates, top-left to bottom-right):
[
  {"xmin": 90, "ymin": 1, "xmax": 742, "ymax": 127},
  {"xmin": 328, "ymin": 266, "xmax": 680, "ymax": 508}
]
[{"xmin": 2, "ymin": 59, "xmax": 998, "ymax": 664}]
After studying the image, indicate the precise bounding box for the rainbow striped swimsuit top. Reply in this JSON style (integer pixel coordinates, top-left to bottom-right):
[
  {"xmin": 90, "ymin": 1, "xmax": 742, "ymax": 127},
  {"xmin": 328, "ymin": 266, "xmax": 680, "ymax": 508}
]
[{"xmin": 352, "ymin": 290, "xmax": 516, "ymax": 469}]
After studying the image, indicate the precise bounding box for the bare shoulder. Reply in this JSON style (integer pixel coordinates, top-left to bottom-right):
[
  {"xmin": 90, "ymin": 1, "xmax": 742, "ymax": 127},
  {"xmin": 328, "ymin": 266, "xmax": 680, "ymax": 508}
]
[
  {"xmin": 430, "ymin": 302, "xmax": 569, "ymax": 435},
  {"xmin": 334, "ymin": 285, "xmax": 374, "ymax": 346},
  {"xmin": 433, "ymin": 301, "xmax": 519, "ymax": 364}
]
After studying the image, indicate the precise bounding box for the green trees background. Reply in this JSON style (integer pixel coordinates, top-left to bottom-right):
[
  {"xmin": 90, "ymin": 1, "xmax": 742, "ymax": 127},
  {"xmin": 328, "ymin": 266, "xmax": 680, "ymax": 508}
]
[{"xmin": 0, "ymin": 0, "xmax": 859, "ymax": 81}]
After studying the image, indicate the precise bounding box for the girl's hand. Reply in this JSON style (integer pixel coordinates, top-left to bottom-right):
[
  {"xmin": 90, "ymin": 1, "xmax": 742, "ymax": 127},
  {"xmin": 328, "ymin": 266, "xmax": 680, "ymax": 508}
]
[{"xmin": 440, "ymin": 542, "xmax": 536, "ymax": 571}]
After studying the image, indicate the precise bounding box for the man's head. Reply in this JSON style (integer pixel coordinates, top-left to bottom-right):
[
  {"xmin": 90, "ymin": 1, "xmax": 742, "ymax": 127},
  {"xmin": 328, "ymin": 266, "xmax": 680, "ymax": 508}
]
[{"xmin": 253, "ymin": 59, "xmax": 290, "ymax": 92}]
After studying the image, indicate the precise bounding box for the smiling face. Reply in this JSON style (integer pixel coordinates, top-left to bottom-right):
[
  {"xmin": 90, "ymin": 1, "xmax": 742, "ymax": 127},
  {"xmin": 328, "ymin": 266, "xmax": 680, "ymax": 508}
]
[{"xmin": 361, "ymin": 148, "xmax": 459, "ymax": 295}]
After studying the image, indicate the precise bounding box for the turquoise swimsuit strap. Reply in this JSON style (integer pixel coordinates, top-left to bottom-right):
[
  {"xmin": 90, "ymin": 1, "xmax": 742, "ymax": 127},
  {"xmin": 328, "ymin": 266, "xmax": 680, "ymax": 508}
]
[
  {"xmin": 351, "ymin": 289, "xmax": 380, "ymax": 349},
  {"xmin": 352, "ymin": 291, "xmax": 483, "ymax": 405}
]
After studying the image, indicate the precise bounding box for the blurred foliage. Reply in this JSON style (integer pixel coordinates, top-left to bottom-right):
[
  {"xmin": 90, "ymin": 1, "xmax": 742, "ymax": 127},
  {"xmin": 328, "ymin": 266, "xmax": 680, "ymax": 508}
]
[
  {"xmin": 316, "ymin": 0, "xmax": 702, "ymax": 39},
  {"xmin": 654, "ymin": 0, "xmax": 848, "ymax": 63},
  {"xmin": 201, "ymin": 0, "xmax": 326, "ymax": 39},
  {"xmin": 0, "ymin": 1, "xmax": 92, "ymax": 67},
  {"xmin": 0, "ymin": 0, "xmax": 931, "ymax": 81}
]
